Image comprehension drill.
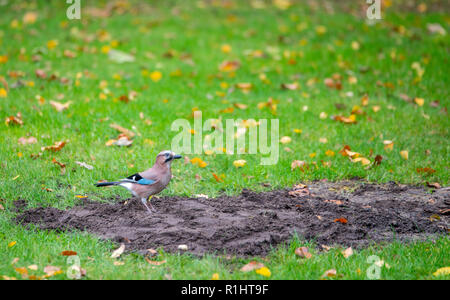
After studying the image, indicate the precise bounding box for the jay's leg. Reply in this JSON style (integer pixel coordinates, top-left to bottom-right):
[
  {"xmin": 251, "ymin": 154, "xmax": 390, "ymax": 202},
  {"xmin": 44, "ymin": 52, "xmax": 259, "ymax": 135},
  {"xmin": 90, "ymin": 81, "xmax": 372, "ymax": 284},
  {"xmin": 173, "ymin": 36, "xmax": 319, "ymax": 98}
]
[
  {"xmin": 140, "ymin": 197, "xmax": 153, "ymax": 214},
  {"xmin": 147, "ymin": 195, "xmax": 157, "ymax": 212}
]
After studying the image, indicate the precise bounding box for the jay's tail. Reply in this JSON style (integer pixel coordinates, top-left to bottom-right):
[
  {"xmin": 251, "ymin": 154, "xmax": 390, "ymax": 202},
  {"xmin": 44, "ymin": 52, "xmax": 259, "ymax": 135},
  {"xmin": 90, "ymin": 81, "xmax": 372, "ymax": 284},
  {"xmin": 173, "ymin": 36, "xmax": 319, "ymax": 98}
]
[{"xmin": 95, "ymin": 181, "xmax": 120, "ymax": 187}]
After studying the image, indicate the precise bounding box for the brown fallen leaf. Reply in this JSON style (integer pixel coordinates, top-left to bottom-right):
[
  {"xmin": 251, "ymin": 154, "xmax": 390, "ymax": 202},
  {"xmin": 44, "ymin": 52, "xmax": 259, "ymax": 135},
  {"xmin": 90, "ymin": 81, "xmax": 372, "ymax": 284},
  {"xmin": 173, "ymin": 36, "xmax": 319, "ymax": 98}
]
[
  {"xmin": 334, "ymin": 217, "xmax": 348, "ymax": 224},
  {"xmin": 219, "ymin": 60, "xmax": 240, "ymax": 72},
  {"xmin": 52, "ymin": 158, "xmax": 66, "ymax": 175},
  {"xmin": 416, "ymin": 167, "xmax": 436, "ymax": 175},
  {"xmin": 61, "ymin": 250, "xmax": 77, "ymax": 256},
  {"xmin": 321, "ymin": 269, "xmax": 337, "ymax": 278},
  {"xmin": 41, "ymin": 141, "xmax": 66, "ymax": 152},
  {"xmin": 295, "ymin": 247, "xmax": 312, "ymax": 259},
  {"xmin": 240, "ymin": 261, "xmax": 265, "ymax": 272},
  {"xmin": 291, "ymin": 160, "xmax": 307, "ymax": 171},
  {"xmin": 110, "ymin": 123, "xmax": 135, "ymax": 139},
  {"xmin": 289, "ymin": 184, "xmax": 310, "ymax": 197},
  {"xmin": 35, "ymin": 69, "xmax": 47, "ymax": 79},
  {"xmin": 5, "ymin": 113, "xmax": 23, "ymax": 126},
  {"xmin": 145, "ymin": 258, "xmax": 166, "ymax": 266},
  {"xmin": 426, "ymin": 182, "xmax": 441, "ymax": 189}
]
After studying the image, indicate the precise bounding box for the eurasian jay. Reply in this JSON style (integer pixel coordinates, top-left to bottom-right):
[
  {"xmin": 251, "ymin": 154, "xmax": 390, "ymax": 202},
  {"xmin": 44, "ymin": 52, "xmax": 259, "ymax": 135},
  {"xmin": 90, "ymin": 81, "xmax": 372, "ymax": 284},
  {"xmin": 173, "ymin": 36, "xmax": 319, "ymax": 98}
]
[{"xmin": 95, "ymin": 150, "xmax": 182, "ymax": 213}]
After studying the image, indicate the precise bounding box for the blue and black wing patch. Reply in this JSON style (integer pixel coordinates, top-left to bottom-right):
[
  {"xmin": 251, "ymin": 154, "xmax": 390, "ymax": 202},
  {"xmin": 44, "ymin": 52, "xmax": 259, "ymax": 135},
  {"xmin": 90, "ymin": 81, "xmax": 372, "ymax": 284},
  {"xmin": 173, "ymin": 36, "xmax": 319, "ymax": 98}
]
[
  {"xmin": 127, "ymin": 173, "xmax": 143, "ymax": 181},
  {"xmin": 126, "ymin": 173, "xmax": 155, "ymax": 185}
]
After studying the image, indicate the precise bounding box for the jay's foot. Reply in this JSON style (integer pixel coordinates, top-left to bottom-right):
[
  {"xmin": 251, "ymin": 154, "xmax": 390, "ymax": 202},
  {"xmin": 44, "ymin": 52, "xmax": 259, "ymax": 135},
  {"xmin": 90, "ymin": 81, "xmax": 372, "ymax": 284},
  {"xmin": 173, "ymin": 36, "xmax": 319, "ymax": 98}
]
[{"xmin": 141, "ymin": 198, "xmax": 153, "ymax": 214}]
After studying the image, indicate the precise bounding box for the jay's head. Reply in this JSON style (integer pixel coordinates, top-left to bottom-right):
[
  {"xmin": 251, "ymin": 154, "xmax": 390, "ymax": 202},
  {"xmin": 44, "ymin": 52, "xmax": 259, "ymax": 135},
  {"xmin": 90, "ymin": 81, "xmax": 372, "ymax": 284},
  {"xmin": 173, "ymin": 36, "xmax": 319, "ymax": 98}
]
[{"xmin": 155, "ymin": 150, "xmax": 182, "ymax": 167}]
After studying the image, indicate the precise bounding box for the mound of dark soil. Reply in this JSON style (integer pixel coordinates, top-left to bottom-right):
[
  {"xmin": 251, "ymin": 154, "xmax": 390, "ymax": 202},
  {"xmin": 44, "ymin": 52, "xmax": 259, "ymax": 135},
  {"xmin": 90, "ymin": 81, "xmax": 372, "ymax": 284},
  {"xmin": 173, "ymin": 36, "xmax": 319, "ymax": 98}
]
[{"xmin": 16, "ymin": 181, "xmax": 449, "ymax": 256}]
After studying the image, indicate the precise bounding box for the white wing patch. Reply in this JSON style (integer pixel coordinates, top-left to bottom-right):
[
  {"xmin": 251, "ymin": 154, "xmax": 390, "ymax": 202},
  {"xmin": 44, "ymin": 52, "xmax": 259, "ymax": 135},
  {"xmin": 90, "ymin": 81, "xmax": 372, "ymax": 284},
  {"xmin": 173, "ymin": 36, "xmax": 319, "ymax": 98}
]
[{"xmin": 119, "ymin": 182, "xmax": 137, "ymax": 197}]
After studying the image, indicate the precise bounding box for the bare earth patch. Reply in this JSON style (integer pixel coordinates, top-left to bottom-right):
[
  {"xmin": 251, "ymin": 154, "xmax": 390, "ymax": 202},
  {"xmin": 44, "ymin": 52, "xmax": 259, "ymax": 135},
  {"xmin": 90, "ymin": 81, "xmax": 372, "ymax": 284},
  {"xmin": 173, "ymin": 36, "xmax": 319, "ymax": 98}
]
[{"xmin": 16, "ymin": 181, "xmax": 449, "ymax": 257}]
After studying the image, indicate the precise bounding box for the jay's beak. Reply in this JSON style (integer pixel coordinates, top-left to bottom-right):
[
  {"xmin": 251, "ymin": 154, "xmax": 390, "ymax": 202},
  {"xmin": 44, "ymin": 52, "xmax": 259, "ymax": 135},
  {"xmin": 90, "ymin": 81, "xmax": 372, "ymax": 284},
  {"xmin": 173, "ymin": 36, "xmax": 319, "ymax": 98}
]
[{"xmin": 165, "ymin": 153, "xmax": 182, "ymax": 163}]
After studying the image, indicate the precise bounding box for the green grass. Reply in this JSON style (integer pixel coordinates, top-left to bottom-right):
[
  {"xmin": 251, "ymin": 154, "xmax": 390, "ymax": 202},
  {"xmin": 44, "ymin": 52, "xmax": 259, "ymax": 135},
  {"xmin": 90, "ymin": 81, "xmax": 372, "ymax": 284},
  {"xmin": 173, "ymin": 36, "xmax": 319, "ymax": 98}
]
[{"xmin": 0, "ymin": 0, "xmax": 448, "ymax": 279}]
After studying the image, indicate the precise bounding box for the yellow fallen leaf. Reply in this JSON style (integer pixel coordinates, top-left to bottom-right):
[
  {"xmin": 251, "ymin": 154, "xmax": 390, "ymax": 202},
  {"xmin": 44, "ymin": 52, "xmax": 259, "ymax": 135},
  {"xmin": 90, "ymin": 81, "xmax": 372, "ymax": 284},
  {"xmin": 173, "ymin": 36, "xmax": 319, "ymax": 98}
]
[
  {"xmin": 255, "ymin": 267, "xmax": 271, "ymax": 277},
  {"xmin": 233, "ymin": 160, "xmax": 247, "ymax": 168},
  {"xmin": 150, "ymin": 71, "xmax": 162, "ymax": 82},
  {"xmin": 414, "ymin": 97, "xmax": 424, "ymax": 106},
  {"xmin": 0, "ymin": 88, "xmax": 7, "ymax": 98},
  {"xmin": 47, "ymin": 39, "xmax": 58, "ymax": 50},
  {"xmin": 325, "ymin": 150, "xmax": 335, "ymax": 157},
  {"xmin": 221, "ymin": 44, "xmax": 232, "ymax": 53},
  {"xmin": 383, "ymin": 140, "xmax": 394, "ymax": 152},
  {"xmin": 8, "ymin": 241, "xmax": 17, "ymax": 248},
  {"xmin": 211, "ymin": 273, "xmax": 219, "ymax": 280},
  {"xmin": 351, "ymin": 157, "xmax": 371, "ymax": 166},
  {"xmin": 433, "ymin": 267, "xmax": 450, "ymax": 277},
  {"xmin": 400, "ymin": 150, "xmax": 409, "ymax": 160}
]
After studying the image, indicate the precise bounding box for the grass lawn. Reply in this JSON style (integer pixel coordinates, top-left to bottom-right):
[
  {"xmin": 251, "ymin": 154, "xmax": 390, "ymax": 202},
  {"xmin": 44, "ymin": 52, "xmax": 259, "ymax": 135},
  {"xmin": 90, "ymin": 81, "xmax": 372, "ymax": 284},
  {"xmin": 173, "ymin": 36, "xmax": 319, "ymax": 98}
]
[{"xmin": 0, "ymin": 0, "xmax": 448, "ymax": 279}]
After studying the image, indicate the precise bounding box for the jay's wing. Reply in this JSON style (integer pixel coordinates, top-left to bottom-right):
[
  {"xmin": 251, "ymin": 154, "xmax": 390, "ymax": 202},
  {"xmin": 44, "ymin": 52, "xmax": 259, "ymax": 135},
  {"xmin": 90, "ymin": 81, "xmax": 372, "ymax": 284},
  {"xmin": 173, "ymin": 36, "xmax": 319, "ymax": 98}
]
[{"xmin": 124, "ymin": 173, "xmax": 157, "ymax": 185}]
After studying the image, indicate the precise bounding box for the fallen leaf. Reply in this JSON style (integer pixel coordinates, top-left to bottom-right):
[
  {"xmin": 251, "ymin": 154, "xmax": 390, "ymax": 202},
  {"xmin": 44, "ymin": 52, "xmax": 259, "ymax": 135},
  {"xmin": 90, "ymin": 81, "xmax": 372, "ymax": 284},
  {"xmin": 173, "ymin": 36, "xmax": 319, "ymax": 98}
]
[
  {"xmin": 212, "ymin": 173, "xmax": 223, "ymax": 182},
  {"xmin": 43, "ymin": 266, "xmax": 62, "ymax": 277},
  {"xmin": 145, "ymin": 258, "xmax": 166, "ymax": 266},
  {"xmin": 5, "ymin": 113, "xmax": 23, "ymax": 126},
  {"xmin": 426, "ymin": 182, "xmax": 441, "ymax": 189},
  {"xmin": 108, "ymin": 49, "xmax": 135, "ymax": 63},
  {"xmin": 334, "ymin": 218, "xmax": 348, "ymax": 224},
  {"xmin": 8, "ymin": 241, "xmax": 17, "ymax": 248},
  {"xmin": 51, "ymin": 158, "xmax": 66, "ymax": 175},
  {"xmin": 41, "ymin": 141, "xmax": 66, "ymax": 152},
  {"xmin": 433, "ymin": 267, "xmax": 450, "ymax": 277},
  {"xmin": 255, "ymin": 267, "xmax": 271, "ymax": 277},
  {"xmin": 280, "ymin": 136, "xmax": 291, "ymax": 144},
  {"xmin": 75, "ymin": 161, "xmax": 94, "ymax": 170},
  {"xmin": 414, "ymin": 97, "xmax": 425, "ymax": 106},
  {"xmin": 416, "ymin": 167, "xmax": 436, "ymax": 175},
  {"xmin": 18, "ymin": 136, "xmax": 37, "ymax": 145},
  {"xmin": 240, "ymin": 261, "xmax": 265, "ymax": 272},
  {"xmin": 233, "ymin": 159, "xmax": 247, "ymax": 168},
  {"xmin": 191, "ymin": 157, "xmax": 208, "ymax": 168},
  {"xmin": 400, "ymin": 150, "xmax": 409, "ymax": 160},
  {"xmin": 295, "ymin": 247, "xmax": 312, "ymax": 259},
  {"xmin": 27, "ymin": 264, "xmax": 38, "ymax": 271},
  {"xmin": 114, "ymin": 135, "xmax": 133, "ymax": 147},
  {"xmin": 50, "ymin": 101, "xmax": 72, "ymax": 112},
  {"xmin": 211, "ymin": 273, "xmax": 219, "ymax": 280},
  {"xmin": 341, "ymin": 247, "xmax": 353, "ymax": 258},
  {"xmin": 383, "ymin": 140, "xmax": 394, "ymax": 152},
  {"xmin": 219, "ymin": 60, "xmax": 240, "ymax": 72},
  {"xmin": 111, "ymin": 243, "xmax": 125, "ymax": 258},
  {"xmin": 281, "ymin": 82, "xmax": 299, "ymax": 90},
  {"xmin": 289, "ymin": 184, "xmax": 310, "ymax": 197},
  {"xmin": 61, "ymin": 250, "xmax": 77, "ymax": 256},
  {"xmin": 110, "ymin": 123, "xmax": 135, "ymax": 139},
  {"xmin": 321, "ymin": 269, "xmax": 337, "ymax": 278},
  {"xmin": 178, "ymin": 244, "xmax": 188, "ymax": 251},
  {"xmin": 291, "ymin": 160, "xmax": 307, "ymax": 171}
]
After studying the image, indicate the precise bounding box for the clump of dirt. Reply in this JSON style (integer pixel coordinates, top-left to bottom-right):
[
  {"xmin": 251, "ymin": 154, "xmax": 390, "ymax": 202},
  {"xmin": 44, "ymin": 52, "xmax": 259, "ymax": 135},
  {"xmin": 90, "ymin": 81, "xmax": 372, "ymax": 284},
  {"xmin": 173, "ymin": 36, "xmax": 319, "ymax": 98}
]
[{"xmin": 16, "ymin": 181, "xmax": 449, "ymax": 257}]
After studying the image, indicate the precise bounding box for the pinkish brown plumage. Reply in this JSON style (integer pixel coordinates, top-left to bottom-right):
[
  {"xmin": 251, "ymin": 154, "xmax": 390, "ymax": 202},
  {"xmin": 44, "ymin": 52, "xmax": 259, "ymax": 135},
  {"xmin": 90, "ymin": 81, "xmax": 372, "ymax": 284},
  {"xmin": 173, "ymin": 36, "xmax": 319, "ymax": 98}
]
[{"xmin": 95, "ymin": 150, "xmax": 182, "ymax": 213}]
